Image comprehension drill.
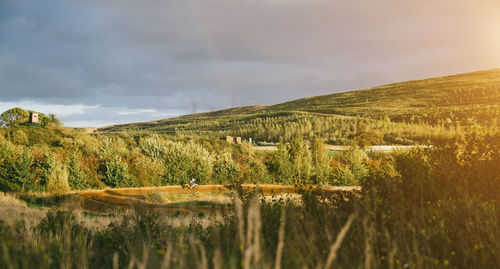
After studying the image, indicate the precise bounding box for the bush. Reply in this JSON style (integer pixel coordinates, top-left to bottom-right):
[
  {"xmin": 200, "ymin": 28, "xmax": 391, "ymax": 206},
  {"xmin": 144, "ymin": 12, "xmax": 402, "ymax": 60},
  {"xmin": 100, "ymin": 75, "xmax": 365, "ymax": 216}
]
[
  {"xmin": 128, "ymin": 150, "xmax": 164, "ymax": 186},
  {"xmin": 0, "ymin": 149, "xmax": 35, "ymax": 191},
  {"xmin": 67, "ymin": 154, "xmax": 89, "ymax": 190},
  {"xmin": 46, "ymin": 161, "xmax": 70, "ymax": 194},
  {"xmin": 268, "ymin": 139, "xmax": 293, "ymax": 184},
  {"xmin": 98, "ymin": 137, "xmax": 129, "ymax": 160},
  {"xmin": 310, "ymin": 138, "xmax": 330, "ymax": 184},
  {"xmin": 213, "ymin": 152, "xmax": 238, "ymax": 184},
  {"xmin": 161, "ymin": 141, "xmax": 213, "ymax": 185},
  {"xmin": 344, "ymin": 147, "xmax": 368, "ymax": 184},
  {"xmin": 11, "ymin": 129, "xmax": 28, "ymax": 145},
  {"xmin": 102, "ymin": 159, "xmax": 133, "ymax": 187},
  {"xmin": 331, "ymin": 166, "xmax": 356, "ymax": 185}
]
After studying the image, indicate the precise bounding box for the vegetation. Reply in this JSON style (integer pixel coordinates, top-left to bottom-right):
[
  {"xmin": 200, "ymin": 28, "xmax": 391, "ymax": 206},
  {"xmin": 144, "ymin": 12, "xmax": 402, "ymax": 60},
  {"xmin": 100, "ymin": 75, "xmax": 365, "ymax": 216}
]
[
  {"xmin": 100, "ymin": 69, "xmax": 500, "ymax": 144},
  {"xmin": 0, "ymin": 121, "xmax": 379, "ymax": 192},
  {"xmin": 1, "ymin": 69, "xmax": 500, "ymax": 267},
  {"xmin": 0, "ymin": 135, "xmax": 499, "ymax": 267}
]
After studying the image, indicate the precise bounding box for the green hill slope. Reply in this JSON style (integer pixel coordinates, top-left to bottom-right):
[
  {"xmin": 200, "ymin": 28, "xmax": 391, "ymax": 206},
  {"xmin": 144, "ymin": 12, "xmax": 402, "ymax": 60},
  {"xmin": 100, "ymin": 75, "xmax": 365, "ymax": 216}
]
[{"xmin": 100, "ymin": 69, "xmax": 500, "ymax": 144}]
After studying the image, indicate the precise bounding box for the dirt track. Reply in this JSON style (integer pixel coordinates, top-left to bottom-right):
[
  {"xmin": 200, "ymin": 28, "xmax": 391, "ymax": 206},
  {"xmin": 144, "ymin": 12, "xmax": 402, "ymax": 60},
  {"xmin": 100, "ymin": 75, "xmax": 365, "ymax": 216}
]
[
  {"xmin": 28, "ymin": 185, "xmax": 360, "ymax": 214},
  {"xmin": 253, "ymin": 145, "xmax": 418, "ymax": 152}
]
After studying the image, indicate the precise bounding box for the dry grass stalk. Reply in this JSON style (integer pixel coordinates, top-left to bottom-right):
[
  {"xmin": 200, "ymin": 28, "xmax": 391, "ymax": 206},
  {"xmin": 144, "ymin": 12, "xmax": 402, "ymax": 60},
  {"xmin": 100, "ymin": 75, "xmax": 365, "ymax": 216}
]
[
  {"xmin": 234, "ymin": 198, "xmax": 245, "ymax": 252},
  {"xmin": 274, "ymin": 208, "xmax": 286, "ymax": 269},
  {"xmin": 244, "ymin": 197, "xmax": 262, "ymax": 269},
  {"xmin": 160, "ymin": 243, "xmax": 173, "ymax": 269},
  {"xmin": 212, "ymin": 249, "xmax": 222, "ymax": 269},
  {"xmin": 324, "ymin": 214, "xmax": 356, "ymax": 269},
  {"xmin": 112, "ymin": 252, "xmax": 119, "ymax": 269},
  {"xmin": 364, "ymin": 218, "xmax": 374, "ymax": 269}
]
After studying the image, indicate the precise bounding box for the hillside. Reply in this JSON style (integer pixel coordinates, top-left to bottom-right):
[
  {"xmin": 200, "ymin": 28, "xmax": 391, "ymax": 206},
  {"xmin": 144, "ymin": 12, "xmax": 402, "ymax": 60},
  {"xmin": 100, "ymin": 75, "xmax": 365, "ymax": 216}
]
[{"xmin": 100, "ymin": 69, "xmax": 500, "ymax": 144}]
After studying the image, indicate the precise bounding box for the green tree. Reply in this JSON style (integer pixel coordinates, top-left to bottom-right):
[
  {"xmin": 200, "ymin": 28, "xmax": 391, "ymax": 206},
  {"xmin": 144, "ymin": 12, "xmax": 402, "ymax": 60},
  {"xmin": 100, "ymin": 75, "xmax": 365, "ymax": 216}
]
[
  {"xmin": 40, "ymin": 113, "xmax": 62, "ymax": 127},
  {"xmin": 102, "ymin": 158, "xmax": 133, "ymax": 187},
  {"xmin": 331, "ymin": 166, "xmax": 356, "ymax": 186},
  {"xmin": 162, "ymin": 141, "xmax": 213, "ymax": 185},
  {"xmin": 67, "ymin": 154, "xmax": 88, "ymax": 190},
  {"xmin": 0, "ymin": 150, "xmax": 35, "ymax": 191},
  {"xmin": 288, "ymin": 135, "xmax": 311, "ymax": 184},
  {"xmin": 268, "ymin": 139, "xmax": 293, "ymax": 184},
  {"xmin": 344, "ymin": 146, "xmax": 368, "ymax": 184},
  {"xmin": 213, "ymin": 152, "xmax": 238, "ymax": 184},
  {"xmin": 310, "ymin": 138, "xmax": 330, "ymax": 184},
  {"xmin": 0, "ymin": 107, "xmax": 29, "ymax": 127}
]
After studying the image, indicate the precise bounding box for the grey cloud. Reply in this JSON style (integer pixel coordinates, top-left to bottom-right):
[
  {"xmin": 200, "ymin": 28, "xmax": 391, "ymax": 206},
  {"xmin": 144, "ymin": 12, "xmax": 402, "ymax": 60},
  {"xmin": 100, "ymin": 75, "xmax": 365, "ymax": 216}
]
[{"xmin": 0, "ymin": 0, "xmax": 499, "ymax": 126}]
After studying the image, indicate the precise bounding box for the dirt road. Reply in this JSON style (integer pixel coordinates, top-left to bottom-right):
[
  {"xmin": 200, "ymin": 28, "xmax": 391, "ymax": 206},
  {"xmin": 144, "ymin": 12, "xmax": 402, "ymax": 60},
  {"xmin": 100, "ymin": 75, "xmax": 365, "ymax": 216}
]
[
  {"xmin": 253, "ymin": 145, "xmax": 418, "ymax": 152},
  {"xmin": 23, "ymin": 184, "xmax": 360, "ymax": 214}
]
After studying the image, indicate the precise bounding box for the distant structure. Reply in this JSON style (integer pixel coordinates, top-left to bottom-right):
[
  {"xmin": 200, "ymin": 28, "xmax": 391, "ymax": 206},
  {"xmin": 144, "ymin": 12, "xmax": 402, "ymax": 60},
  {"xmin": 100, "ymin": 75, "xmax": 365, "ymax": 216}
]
[
  {"xmin": 224, "ymin": 136, "xmax": 243, "ymax": 145},
  {"xmin": 29, "ymin": 112, "xmax": 39, "ymax": 124}
]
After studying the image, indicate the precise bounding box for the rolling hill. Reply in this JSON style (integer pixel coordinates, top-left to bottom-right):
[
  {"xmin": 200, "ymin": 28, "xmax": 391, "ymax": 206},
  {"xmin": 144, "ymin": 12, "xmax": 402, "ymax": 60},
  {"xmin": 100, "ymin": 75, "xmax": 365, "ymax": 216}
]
[{"xmin": 99, "ymin": 69, "xmax": 500, "ymax": 144}]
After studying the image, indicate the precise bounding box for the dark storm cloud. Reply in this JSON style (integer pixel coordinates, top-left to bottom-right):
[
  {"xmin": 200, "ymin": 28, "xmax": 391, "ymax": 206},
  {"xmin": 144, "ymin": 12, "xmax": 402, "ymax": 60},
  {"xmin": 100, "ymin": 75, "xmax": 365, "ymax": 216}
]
[{"xmin": 1, "ymin": 0, "xmax": 499, "ymax": 126}]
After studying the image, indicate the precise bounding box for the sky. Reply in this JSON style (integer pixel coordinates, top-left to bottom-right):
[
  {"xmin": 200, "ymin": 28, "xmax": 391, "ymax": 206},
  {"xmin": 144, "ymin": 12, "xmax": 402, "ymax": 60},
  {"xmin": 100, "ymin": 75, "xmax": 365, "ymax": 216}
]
[{"xmin": 1, "ymin": 0, "xmax": 499, "ymax": 127}]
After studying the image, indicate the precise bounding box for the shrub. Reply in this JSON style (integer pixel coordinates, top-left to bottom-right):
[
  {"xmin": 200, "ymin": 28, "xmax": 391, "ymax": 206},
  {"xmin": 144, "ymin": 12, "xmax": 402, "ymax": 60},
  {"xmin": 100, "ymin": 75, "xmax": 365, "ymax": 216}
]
[
  {"xmin": 0, "ymin": 149, "xmax": 35, "ymax": 191},
  {"xmin": 98, "ymin": 137, "xmax": 129, "ymax": 160},
  {"xmin": 331, "ymin": 166, "xmax": 356, "ymax": 185},
  {"xmin": 161, "ymin": 141, "xmax": 213, "ymax": 185},
  {"xmin": 288, "ymin": 135, "xmax": 312, "ymax": 184},
  {"xmin": 67, "ymin": 154, "xmax": 89, "ymax": 190},
  {"xmin": 344, "ymin": 147, "xmax": 368, "ymax": 184},
  {"xmin": 310, "ymin": 138, "xmax": 330, "ymax": 184},
  {"xmin": 138, "ymin": 134, "xmax": 166, "ymax": 160},
  {"xmin": 46, "ymin": 161, "xmax": 70, "ymax": 194},
  {"xmin": 128, "ymin": 150, "xmax": 164, "ymax": 186},
  {"xmin": 213, "ymin": 152, "xmax": 238, "ymax": 184},
  {"xmin": 11, "ymin": 129, "xmax": 28, "ymax": 145},
  {"xmin": 102, "ymin": 159, "xmax": 133, "ymax": 187},
  {"xmin": 268, "ymin": 139, "xmax": 293, "ymax": 184}
]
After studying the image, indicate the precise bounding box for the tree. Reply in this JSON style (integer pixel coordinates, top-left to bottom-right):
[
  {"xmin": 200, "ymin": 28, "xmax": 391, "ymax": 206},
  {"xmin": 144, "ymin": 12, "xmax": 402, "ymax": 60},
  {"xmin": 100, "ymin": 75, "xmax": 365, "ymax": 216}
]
[
  {"xmin": 288, "ymin": 135, "xmax": 311, "ymax": 184},
  {"xmin": 0, "ymin": 108, "xmax": 29, "ymax": 127},
  {"xmin": 268, "ymin": 138, "xmax": 293, "ymax": 184},
  {"xmin": 213, "ymin": 152, "xmax": 238, "ymax": 184},
  {"xmin": 40, "ymin": 113, "xmax": 62, "ymax": 127},
  {"xmin": 310, "ymin": 138, "xmax": 330, "ymax": 184},
  {"xmin": 102, "ymin": 158, "xmax": 133, "ymax": 187}
]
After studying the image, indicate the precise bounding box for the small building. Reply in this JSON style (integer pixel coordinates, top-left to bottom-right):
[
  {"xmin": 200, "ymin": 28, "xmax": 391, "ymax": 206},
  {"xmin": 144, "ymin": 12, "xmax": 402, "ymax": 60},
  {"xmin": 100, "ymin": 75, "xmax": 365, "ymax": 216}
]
[
  {"xmin": 224, "ymin": 136, "xmax": 243, "ymax": 144},
  {"xmin": 29, "ymin": 112, "xmax": 39, "ymax": 124}
]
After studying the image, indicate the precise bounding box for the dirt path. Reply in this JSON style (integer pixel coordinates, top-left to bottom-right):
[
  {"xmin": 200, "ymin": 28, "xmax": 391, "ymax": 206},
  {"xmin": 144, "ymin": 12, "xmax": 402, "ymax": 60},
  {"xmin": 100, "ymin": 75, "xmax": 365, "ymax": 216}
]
[
  {"xmin": 253, "ymin": 145, "xmax": 418, "ymax": 152},
  {"xmin": 24, "ymin": 185, "xmax": 360, "ymax": 214}
]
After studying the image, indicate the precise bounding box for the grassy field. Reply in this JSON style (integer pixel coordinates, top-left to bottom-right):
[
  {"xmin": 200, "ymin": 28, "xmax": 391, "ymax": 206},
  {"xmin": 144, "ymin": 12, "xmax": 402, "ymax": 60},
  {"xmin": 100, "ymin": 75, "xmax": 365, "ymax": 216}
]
[{"xmin": 99, "ymin": 69, "xmax": 500, "ymax": 143}]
